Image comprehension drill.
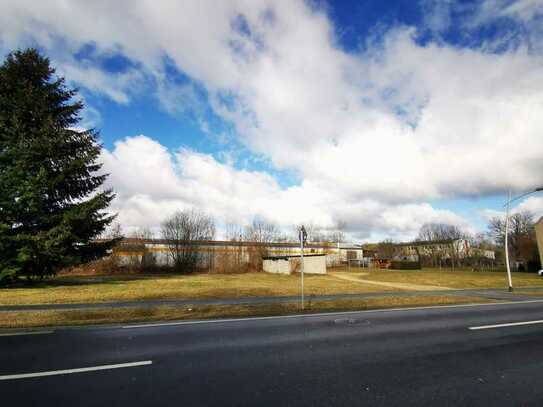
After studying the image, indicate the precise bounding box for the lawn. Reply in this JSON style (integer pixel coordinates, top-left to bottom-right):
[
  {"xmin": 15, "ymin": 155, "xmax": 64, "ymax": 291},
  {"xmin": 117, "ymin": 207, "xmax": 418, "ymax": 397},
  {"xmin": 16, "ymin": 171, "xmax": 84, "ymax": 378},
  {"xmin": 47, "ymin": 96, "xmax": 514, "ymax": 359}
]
[
  {"xmin": 1, "ymin": 268, "xmax": 541, "ymax": 308},
  {"xmin": 0, "ymin": 295, "xmax": 495, "ymax": 329},
  {"xmin": 0, "ymin": 272, "xmax": 399, "ymax": 306},
  {"xmin": 355, "ymin": 267, "xmax": 543, "ymax": 289}
]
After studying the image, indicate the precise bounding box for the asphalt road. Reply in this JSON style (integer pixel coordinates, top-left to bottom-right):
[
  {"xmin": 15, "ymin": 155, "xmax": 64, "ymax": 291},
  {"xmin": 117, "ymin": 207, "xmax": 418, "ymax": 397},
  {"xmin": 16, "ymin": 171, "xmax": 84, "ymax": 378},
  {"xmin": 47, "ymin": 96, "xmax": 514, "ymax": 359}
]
[{"xmin": 2, "ymin": 300, "xmax": 543, "ymax": 406}]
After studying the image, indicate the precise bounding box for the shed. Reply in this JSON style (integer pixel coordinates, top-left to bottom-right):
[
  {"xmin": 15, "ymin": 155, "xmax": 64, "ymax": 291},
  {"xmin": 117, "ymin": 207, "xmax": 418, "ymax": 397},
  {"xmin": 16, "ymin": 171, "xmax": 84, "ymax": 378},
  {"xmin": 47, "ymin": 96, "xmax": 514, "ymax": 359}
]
[{"xmin": 262, "ymin": 254, "xmax": 327, "ymax": 275}]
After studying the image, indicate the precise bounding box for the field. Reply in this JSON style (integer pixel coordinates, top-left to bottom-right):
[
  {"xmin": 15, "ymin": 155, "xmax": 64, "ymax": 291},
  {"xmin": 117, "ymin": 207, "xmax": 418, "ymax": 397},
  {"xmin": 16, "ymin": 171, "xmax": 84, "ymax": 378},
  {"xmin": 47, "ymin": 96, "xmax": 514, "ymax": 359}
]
[
  {"xmin": 0, "ymin": 295, "xmax": 495, "ymax": 329},
  {"xmin": 1, "ymin": 267, "xmax": 541, "ymax": 307},
  {"xmin": 0, "ymin": 272, "xmax": 398, "ymax": 306},
  {"xmin": 355, "ymin": 267, "xmax": 543, "ymax": 289},
  {"xmin": 1, "ymin": 267, "xmax": 541, "ymax": 329}
]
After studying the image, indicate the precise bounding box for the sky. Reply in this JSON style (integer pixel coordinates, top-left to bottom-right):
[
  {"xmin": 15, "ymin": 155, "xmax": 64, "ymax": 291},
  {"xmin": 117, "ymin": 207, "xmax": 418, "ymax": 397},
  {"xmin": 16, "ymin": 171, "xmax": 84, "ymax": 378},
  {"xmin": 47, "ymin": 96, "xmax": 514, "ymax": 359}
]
[{"xmin": 1, "ymin": 0, "xmax": 543, "ymax": 242}]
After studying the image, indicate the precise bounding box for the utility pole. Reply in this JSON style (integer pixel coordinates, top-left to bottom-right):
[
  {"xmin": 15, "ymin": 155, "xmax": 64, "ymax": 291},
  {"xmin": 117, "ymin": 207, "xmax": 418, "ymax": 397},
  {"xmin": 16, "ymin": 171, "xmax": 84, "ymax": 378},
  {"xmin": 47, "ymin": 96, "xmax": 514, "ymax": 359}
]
[
  {"xmin": 299, "ymin": 225, "xmax": 307, "ymax": 310},
  {"xmin": 504, "ymin": 189, "xmax": 513, "ymax": 292},
  {"xmin": 502, "ymin": 186, "xmax": 543, "ymax": 292}
]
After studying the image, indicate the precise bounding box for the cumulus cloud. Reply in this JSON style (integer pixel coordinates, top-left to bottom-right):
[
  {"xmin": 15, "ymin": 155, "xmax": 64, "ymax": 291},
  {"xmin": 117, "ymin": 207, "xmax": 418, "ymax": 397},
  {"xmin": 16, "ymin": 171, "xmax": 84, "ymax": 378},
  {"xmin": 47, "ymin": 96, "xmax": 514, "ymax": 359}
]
[
  {"xmin": 101, "ymin": 135, "xmax": 472, "ymax": 240},
  {"xmin": 1, "ymin": 0, "xmax": 542, "ymax": 240}
]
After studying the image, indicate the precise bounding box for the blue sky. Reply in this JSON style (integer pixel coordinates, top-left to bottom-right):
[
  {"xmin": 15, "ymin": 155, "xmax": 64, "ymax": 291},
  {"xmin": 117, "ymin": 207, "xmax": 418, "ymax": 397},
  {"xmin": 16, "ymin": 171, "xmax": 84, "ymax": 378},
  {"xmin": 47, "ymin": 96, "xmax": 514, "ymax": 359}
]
[{"xmin": 2, "ymin": 0, "xmax": 543, "ymax": 241}]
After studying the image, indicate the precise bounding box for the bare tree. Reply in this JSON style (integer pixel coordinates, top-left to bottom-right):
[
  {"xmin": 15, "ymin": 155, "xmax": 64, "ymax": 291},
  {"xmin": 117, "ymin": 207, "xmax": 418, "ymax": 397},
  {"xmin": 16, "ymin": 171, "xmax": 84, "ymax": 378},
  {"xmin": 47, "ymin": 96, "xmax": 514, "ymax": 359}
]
[
  {"xmin": 244, "ymin": 218, "xmax": 281, "ymax": 243},
  {"xmin": 130, "ymin": 227, "xmax": 154, "ymax": 240},
  {"xmin": 290, "ymin": 221, "xmax": 346, "ymax": 244},
  {"xmin": 377, "ymin": 239, "xmax": 396, "ymax": 259},
  {"xmin": 488, "ymin": 211, "xmax": 533, "ymax": 246},
  {"xmin": 244, "ymin": 218, "xmax": 281, "ymax": 271},
  {"xmin": 224, "ymin": 223, "xmax": 243, "ymax": 241},
  {"xmin": 161, "ymin": 209, "xmax": 215, "ymax": 273},
  {"xmin": 488, "ymin": 211, "xmax": 535, "ymax": 267},
  {"xmin": 416, "ymin": 223, "xmax": 469, "ymax": 268},
  {"xmin": 103, "ymin": 222, "xmax": 123, "ymax": 239}
]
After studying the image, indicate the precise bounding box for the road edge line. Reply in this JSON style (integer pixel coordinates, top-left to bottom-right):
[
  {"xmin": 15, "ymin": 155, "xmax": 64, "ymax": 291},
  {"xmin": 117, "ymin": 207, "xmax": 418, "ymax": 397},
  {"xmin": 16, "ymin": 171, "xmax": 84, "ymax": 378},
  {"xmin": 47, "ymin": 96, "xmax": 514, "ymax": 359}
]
[
  {"xmin": 0, "ymin": 360, "xmax": 152, "ymax": 380},
  {"xmin": 121, "ymin": 299, "xmax": 543, "ymax": 329}
]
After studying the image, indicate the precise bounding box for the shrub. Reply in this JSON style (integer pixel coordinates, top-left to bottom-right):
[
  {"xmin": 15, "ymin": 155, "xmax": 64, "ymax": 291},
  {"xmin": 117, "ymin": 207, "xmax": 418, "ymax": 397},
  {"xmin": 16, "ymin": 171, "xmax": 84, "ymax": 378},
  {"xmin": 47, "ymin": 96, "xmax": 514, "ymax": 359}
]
[{"xmin": 390, "ymin": 260, "xmax": 421, "ymax": 270}]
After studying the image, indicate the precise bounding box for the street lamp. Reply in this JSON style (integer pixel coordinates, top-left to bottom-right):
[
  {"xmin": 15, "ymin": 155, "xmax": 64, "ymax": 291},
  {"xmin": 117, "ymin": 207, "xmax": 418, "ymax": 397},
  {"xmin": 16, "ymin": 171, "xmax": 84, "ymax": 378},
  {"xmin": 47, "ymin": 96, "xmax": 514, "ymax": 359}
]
[{"xmin": 503, "ymin": 187, "xmax": 543, "ymax": 292}]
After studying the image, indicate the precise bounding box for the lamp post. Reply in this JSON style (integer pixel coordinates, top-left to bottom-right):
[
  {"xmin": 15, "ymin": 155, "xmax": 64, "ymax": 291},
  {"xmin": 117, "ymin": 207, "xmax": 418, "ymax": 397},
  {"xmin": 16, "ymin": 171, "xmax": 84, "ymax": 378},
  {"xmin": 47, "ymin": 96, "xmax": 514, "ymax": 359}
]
[{"xmin": 503, "ymin": 187, "xmax": 543, "ymax": 292}]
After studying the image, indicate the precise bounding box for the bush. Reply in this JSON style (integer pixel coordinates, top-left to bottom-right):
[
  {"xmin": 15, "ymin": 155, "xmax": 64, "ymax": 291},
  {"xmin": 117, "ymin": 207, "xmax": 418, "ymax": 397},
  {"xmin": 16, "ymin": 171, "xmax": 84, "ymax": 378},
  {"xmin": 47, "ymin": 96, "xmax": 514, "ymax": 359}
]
[{"xmin": 390, "ymin": 261, "xmax": 421, "ymax": 270}]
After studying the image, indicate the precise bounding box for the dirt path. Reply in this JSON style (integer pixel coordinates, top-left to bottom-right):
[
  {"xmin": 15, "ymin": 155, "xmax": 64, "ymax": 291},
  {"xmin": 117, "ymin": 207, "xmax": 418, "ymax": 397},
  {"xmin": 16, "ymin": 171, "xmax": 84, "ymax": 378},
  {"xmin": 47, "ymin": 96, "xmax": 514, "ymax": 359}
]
[{"xmin": 330, "ymin": 272, "xmax": 453, "ymax": 291}]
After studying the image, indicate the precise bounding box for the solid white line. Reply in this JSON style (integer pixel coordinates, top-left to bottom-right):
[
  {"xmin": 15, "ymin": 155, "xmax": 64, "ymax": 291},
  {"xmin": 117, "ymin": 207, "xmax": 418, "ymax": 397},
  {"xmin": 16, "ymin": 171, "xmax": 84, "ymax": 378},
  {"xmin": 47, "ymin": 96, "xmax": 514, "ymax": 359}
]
[
  {"xmin": 122, "ymin": 299, "xmax": 543, "ymax": 329},
  {"xmin": 469, "ymin": 320, "xmax": 543, "ymax": 330},
  {"xmin": 0, "ymin": 360, "xmax": 152, "ymax": 381},
  {"xmin": 0, "ymin": 330, "xmax": 54, "ymax": 337}
]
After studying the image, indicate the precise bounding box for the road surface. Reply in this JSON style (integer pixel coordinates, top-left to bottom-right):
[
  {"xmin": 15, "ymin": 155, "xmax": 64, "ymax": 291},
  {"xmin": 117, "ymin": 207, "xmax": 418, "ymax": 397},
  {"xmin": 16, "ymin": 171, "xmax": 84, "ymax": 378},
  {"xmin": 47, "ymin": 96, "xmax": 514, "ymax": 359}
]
[{"xmin": 2, "ymin": 300, "xmax": 543, "ymax": 406}]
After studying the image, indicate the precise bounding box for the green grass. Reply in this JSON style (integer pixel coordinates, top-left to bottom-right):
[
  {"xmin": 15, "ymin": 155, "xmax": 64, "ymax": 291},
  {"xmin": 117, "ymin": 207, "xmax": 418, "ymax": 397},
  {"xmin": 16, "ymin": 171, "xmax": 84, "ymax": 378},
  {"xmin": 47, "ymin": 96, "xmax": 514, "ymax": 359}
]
[{"xmin": 0, "ymin": 295, "xmax": 495, "ymax": 329}]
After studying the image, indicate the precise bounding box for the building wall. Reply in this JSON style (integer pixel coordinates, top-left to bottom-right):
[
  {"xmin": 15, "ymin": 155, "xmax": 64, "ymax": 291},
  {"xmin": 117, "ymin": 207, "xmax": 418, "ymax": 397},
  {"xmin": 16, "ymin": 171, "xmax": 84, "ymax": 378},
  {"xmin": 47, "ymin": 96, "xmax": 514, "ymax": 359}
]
[
  {"xmin": 392, "ymin": 239, "xmax": 495, "ymax": 261},
  {"xmin": 262, "ymin": 255, "xmax": 327, "ymax": 275},
  {"xmin": 295, "ymin": 255, "xmax": 326, "ymax": 274},
  {"xmin": 262, "ymin": 258, "xmax": 291, "ymax": 274},
  {"xmin": 112, "ymin": 239, "xmax": 361, "ymax": 271}
]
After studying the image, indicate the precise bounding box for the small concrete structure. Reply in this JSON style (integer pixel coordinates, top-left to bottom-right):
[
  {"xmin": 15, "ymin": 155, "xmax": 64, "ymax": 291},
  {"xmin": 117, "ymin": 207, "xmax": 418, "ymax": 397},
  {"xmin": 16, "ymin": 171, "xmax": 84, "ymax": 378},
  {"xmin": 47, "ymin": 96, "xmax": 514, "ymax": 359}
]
[
  {"xmin": 262, "ymin": 254, "xmax": 327, "ymax": 275},
  {"xmin": 535, "ymin": 217, "xmax": 543, "ymax": 266}
]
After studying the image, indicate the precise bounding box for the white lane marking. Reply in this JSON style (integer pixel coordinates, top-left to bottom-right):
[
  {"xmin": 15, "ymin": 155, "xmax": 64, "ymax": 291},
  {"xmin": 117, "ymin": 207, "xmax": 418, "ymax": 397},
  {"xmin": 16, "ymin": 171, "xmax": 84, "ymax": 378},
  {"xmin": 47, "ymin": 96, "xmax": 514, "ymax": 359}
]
[
  {"xmin": 0, "ymin": 330, "xmax": 54, "ymax": 337},
  {"xmin": 122, "ymin": 299, "xmax": 543, "ymax": 329},
  {"xmin": 469, "ymin": 320, "xmax": 543, "ymax": 330},
  {"xmin": 0, "ymin": 360, "xmax": 152, "ymax": 381}
]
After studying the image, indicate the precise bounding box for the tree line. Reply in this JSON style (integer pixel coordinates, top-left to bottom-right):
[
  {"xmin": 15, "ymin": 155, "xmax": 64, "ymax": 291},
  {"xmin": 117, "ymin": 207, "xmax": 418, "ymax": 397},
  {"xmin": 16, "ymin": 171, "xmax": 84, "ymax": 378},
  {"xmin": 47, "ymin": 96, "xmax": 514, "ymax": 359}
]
[
  {"xmin": 106, "ymin": 211, "xmax": 348, "ymax": 273},
  {"xmin": 376, "ymin": 211, "xmax": 540, "ymax": 271}
]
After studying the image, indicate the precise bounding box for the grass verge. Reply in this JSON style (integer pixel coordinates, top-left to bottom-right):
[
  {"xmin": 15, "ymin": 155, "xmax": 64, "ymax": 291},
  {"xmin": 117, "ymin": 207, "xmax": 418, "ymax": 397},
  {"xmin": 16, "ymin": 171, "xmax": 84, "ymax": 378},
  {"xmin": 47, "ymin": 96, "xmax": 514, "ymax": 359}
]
[
  {"xmin": 355, "ymin": 268, "xmax": 543, "ymax": 289},
  {"xmin": 0, "ymin": 272, "xmax": 399, "ymax": 306},
  {"xmin": 0, "ymin": 295, "xmax": 495, "ymax": 329}
]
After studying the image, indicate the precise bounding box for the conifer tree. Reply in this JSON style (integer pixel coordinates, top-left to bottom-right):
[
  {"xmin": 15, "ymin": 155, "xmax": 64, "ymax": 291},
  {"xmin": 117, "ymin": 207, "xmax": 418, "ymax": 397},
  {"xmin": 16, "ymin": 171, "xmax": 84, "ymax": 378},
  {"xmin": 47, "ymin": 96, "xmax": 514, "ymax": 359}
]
[{"xmin": 0, "ymin": 49, "xmax": 115, "ymax": 283}]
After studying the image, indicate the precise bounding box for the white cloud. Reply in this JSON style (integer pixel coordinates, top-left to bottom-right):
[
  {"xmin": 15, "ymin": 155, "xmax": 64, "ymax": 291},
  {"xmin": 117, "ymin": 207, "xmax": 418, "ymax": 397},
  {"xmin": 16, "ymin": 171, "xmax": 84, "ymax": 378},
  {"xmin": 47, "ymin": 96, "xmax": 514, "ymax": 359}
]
[
  {"xmin": 2, "ymin": 0, "xmax": 543, "ymax": 240},
  {"xmin": 102, "ymin": 135, "xmax": 472, "ymax": 241},
  {"xmin": 515, "ymin": 196, "xmax": 543, "ymax": 220},
  {"xmin": 481, "ymin": 195, "xmax": 543, "ymax": 225}
]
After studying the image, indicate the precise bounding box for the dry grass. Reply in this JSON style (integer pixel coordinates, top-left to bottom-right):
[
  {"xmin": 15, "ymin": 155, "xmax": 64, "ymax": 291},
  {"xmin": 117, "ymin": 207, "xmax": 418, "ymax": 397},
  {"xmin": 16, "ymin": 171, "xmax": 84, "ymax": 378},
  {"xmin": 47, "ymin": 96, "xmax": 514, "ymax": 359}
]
[
  {"xmin": 0, "ymin": 295, "xmax": 495, "ymax": 329},
  {"xmin": 0, "ymin": 272, "xmax": 399, "ymax": 306},
  {"xmin": 350, "ymin": 267, "xmax": 543, "ymax": 289},
  {"xmin": 3, "ymin": 267, "xmax": 539, "ymax": 309}
]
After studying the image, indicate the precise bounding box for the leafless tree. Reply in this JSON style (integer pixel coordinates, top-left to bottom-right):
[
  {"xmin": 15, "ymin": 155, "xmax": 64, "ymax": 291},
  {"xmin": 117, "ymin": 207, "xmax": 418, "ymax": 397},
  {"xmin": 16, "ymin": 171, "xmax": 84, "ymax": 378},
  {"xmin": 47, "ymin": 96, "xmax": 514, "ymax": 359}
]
[
  {"xmin": 224, "ymin": 223, "xmax": 243, "ymax": 241},
  {"xmin": 418, "ymin": 223, "xmax": 466, "ymax": 241},
  {"xmin": 161, "ymin": 209, "xmax": 215, "ymax": 273},
  {"xmin": 290, "ymin": 221, "xmax": 347, "ymax": 243},
  {"xmin": 130, "ymin": 227, "xmax": 154, "ymax": 240},
  {"xmin": 103, "ymin": 222, "xmax": 123, "ymax": 239},
  {"xmin": 488, "ymin": 211, "xmax": 535, "ymax": 266},
  {"xmin": 244, "ymin": 218, "xmax": 281, "ymax": 271},
  {"xmin": 416, "ymin": 223, "xmax": 469, "ymax": 268},
  {"xmin": 328, "ymin": 220, "xmax": 347, "ymax": 244},
  {"xmin": 244, "ymin": 218, "xmax": 281, "ymax": 243},
  {"xmin": 377, "ymin": 239, "xmax": 396, "ymax": 259},
  {"xmin": 488, "ymin": 211, "xmax": 533, "ymax": 246}
]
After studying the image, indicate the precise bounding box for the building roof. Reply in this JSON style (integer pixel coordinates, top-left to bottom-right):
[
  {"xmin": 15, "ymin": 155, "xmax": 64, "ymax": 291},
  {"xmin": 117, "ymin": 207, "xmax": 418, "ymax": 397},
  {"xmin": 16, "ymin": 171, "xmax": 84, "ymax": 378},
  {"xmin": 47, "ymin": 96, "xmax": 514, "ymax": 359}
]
[
  {"xmin": 393, "ymin": 239, "xmax": 463, "ymax": 247},
  {"xmin": 98, "ymin": 238, "xmax": 363, "ymax": 250}
]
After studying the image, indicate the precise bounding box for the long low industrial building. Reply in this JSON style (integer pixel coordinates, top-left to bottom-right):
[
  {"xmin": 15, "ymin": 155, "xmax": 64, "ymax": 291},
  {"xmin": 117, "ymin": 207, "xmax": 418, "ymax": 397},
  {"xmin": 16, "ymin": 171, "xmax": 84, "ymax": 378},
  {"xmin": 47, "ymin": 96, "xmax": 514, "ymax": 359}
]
[{"xmin": 110, "ymin": 238, "xmax": 364, "ymax": 273}]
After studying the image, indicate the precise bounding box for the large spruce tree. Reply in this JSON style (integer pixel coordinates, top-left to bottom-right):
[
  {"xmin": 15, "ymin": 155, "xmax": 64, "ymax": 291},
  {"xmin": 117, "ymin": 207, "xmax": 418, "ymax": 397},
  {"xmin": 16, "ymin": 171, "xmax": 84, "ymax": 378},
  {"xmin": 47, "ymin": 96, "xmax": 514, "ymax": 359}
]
[{"xmin": 0, "ymin": 49, "xmax": 115, "ymax": 283}]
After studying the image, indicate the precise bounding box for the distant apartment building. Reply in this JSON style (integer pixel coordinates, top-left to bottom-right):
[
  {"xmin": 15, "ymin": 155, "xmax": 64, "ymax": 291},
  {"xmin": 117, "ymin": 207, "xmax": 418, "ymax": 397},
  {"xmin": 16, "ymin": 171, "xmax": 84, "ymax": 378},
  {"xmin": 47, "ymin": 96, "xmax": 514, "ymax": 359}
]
[{"xmin": 392, "ymin": 239, "xmax": 495, "ymax": 262}]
